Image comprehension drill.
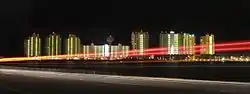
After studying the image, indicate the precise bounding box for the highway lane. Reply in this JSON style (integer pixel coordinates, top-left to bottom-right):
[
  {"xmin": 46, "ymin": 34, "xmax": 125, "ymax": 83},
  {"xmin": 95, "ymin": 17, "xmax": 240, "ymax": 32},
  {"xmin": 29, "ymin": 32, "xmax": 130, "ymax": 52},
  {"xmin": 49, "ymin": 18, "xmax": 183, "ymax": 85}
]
[
  {"xmin": 0, "ymin": 69, "xmax": 249, "ymax": 94},
  {"xmin": 0, "ymin": 73, "xmax": 217, "ymax": 94}
]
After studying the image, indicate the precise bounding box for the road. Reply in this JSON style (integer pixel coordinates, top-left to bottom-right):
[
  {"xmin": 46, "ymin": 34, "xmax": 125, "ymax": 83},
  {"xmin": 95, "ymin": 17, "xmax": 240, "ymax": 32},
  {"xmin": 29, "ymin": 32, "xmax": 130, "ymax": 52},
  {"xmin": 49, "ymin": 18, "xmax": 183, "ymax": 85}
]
[{"xmin": 0, "ymin": 69, "xmax": 249, "ymax": 94}]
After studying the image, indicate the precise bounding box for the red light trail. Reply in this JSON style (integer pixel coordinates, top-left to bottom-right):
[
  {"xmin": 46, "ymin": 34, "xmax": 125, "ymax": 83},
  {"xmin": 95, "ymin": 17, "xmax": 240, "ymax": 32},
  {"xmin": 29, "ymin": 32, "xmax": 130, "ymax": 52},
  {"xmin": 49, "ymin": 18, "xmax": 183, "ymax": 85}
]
[
  {"xmin": 128, "ymin": 47, "xmax": 250, "ymax": 57},
  {"xmin": 0, "ymin": 41, "xmax": 249, "ymax": 62}
]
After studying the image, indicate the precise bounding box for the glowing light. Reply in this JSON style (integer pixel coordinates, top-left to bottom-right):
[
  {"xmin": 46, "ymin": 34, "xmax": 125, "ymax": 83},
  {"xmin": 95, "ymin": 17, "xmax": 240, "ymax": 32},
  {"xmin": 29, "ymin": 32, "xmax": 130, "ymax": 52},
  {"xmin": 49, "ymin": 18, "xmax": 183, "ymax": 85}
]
[
  {"xmin": 67, "ymin": 38, "xmax": 70, "ymax": 55},
  {"xmin": 30, "ymin": 36, "xmax": 33, "ymax": 56},
  {"xmin": 27, "ymin": 39, "xmax": 30, "ymax": 57},
  {"xmin": 104, "ymin": 44, "xmax": 109, "ymax": 57},
  {"xmin": 139, "ymin": 34, "xmax": 144, "ymax": 55},
  {"xmin": 51, "ymin": 34, "xmax": 54, "ymax": 55}
]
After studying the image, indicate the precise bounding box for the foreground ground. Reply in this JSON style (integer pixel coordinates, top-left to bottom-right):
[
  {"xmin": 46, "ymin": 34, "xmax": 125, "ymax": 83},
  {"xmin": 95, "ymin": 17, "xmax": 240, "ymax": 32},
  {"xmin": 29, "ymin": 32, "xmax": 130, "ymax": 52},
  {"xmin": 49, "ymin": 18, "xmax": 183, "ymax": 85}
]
[{"xmin": 0, "ymin": 69, "xmax": 249, "ymax": 94}]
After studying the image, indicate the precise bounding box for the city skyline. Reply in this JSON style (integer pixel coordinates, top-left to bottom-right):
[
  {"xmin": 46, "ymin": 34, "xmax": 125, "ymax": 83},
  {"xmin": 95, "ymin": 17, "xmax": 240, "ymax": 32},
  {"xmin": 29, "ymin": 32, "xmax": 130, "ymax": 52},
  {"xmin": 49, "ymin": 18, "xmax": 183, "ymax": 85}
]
[
  {"xmin": 24, "ymin": 29, "xmax": 214, "ymax": 45},
  {"xmin": 24, "ymin": 29, "xmax": 215, "ymax": 57},
  {"xmin": 1, "ymin": 1, "xmax": 250, "ymax": 94},
  {"xmin": 1, "ymin": 0, "xmax": 250, "ymax": 57}
]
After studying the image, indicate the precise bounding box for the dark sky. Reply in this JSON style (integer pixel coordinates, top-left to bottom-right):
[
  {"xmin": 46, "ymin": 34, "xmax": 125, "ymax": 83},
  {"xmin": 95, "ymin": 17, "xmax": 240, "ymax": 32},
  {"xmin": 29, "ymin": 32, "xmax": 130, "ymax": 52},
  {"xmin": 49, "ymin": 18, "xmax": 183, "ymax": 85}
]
[{"xmin": 0, "ymin": 0, "xmax": 250, "ymax": 57}]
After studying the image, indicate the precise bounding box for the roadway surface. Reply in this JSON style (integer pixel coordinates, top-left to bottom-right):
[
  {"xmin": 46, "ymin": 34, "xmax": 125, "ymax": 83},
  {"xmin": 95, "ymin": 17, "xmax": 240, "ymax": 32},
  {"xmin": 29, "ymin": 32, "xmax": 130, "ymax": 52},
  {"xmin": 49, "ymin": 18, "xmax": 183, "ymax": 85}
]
[{"xmin": 0, "ymin": 69, "xmax": 249, "ymax": 94}]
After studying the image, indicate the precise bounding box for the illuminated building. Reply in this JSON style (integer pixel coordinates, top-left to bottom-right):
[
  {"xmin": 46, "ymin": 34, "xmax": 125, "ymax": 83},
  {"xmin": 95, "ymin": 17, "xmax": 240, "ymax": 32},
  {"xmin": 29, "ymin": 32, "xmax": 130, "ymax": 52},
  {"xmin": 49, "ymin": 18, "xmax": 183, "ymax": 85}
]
[
  {"xmin": 131, "ymin": 29, "xmax": 149, "ymax": 55},
  {"xmin": 65, "ymin": 34, "xmax": 81, "ymax": 56},
  {"xmin": 24, "ymin": 33, "xmax": 41, "ymax": 57},
  {"xmin": 45, "ymin": 32, "xmax": 61, "ymax": 56},
  {"xmin": 94, "ymin": 45, "xmax": 105, "ymax": 57},
  {"xmin": 82, "ymin": 45, "xmax": 90, "ymax": 57},
  {"xmin": 119, "ymin": 44, "xmax": 130, "ymax": 57},
  {"xmin": 159, "ymin": 31, "xmax": 195, "ymax": 55},
  {"xmin": 159, "ymin": 31, "xmax": 168, "ymax": 54},
  {"xmin": 182, "ymin": 33, "xmax": 195, "ymax": 54},
  {"xmin": 82, "ymin": 43, "xmax": 129, "ymax": 59},
  {"xmin": 82, "ymin": 43, "xmax": 106, "ymax": 58},
  {"xmin": 110, "ymin": 43, "xmax": 129, "ymax": 58},
  {"xmin": 168, "ymin": 31, "xmax": 179, "ymax": 54},
  {"xmin": 200, "ymin": 34, "xmax": 215, "ymax": 55}
]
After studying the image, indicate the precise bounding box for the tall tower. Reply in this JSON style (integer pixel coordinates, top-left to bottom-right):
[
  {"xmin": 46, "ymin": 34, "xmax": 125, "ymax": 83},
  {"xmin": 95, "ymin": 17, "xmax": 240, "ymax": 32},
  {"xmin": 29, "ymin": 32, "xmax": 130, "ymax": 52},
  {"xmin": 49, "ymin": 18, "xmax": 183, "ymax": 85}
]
[
  {"xmin": 159, "ymin": 31, "xmax": 169, "ymax": 54},
  {"xmin": 131, "ymin": 29, "xmax": 149, "ymax": 55},
  {"xmin": 167, "ymin": 31, "xmax": 179, "ymax": 55},
  {"xmin": 24, "ymin": 33, "xmax": 41, "ymax": 57},
  {"xmin": 200, "ymin": 34, "xmax": 215, "ymax": 55},
  {"xmin": 182, "ymin": 33, "xmax": 195, "ymax": 55},
  {"xmin": 107, "ymin": 35, "xmax": 114, "ymax": 58},
  {"xmin": 65, "ymin": 34, "xmax": 81, "ymax": 56},
  {"xmin": 45, "ymin": 32, "xmax": 61, "ymax": 56}
]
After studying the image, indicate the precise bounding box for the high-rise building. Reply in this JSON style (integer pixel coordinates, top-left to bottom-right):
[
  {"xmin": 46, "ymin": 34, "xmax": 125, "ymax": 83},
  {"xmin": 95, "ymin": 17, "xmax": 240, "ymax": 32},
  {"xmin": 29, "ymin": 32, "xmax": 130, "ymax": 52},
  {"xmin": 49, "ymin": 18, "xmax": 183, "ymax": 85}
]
[
  {"xmin": 65, "ymin": 34, "xmax": 81, "ymax": 56},
  {"xmin": 131, "ymin": 29, "xmax": 149, "ymax": 55},
  {"xmin": 159, "ymin": 31, "xmax": 168, "ymax": 54},
  {"xmin": 24, "ymin": 33, "xmax": 41, "ymax": 57},
  {"xmin": 159, "ymin": 31, "xmax": 195, "ymax": 55},
  {"xmin": 45, "ymin": 32, "xmax": 61, "ymax": 56},
  {"xmin": 182, "ymin": 33, "xmax": 196, "ymax": 54},
  {"xmin": 200, "ymin": 34, "xmax": 215, "ymax": 55}
]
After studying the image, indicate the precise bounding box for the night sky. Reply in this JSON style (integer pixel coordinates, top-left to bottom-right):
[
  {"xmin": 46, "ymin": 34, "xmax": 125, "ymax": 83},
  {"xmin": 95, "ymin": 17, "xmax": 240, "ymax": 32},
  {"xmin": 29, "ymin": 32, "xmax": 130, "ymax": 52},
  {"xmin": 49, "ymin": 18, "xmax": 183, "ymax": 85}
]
[{"xmin": 0, "ymin": 0, "xmax": 250, "ymax": 57}]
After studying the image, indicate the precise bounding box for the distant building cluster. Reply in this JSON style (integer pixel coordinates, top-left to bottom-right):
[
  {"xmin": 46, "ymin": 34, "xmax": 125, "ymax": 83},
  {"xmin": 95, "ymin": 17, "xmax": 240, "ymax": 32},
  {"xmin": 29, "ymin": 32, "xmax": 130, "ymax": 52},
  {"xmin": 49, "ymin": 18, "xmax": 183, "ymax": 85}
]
[
  {"xmin": 24, "ymin": 33, "xmax": 41, "ymax": 57},
  {"xmin": 24, "ymin": 32, "xmax": 130, "ymax": 59},
  {"xmin": 131, "ymin": 29, "xmax": 149, "ymax": 55},
  {"xmin": 159, "ymin": 31, "xmax": 195, "ymax": 55},
  {"xmin": 24, "ymin": 29, "xmax": 215, "ymax": 58}
]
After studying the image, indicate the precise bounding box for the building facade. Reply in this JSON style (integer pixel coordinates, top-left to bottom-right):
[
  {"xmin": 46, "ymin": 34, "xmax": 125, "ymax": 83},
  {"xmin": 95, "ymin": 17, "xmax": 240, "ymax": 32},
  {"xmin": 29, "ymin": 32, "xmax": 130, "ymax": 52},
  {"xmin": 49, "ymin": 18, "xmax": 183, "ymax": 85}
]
[
  {"xmin": 131, "ymin": 29, "xmax": 149, "ymax": 55},
  {"xmin": 24, "ymin": 33, "xmax": 41, "ymax": 57},
  {"xmin": 82, "ymin": 45, "xmax": 91, "ymax": 57},
  {"xmin": 182, "ymin": 33, "xmax": 195, "ymax": 54},
  {"xmin": 82, "ymin": 43, "xmax": 129, "ymax": 59},
  {"xmin": 110, "ymin": 43, "xmax": 129, "ymax": 58},
  {"xmin": 45, "ymin": 32, "xmax": 61, "ymax": 56},
  {"xmin": 159, "ymin": 31, "xmax": 195, "ymax": 55},
  {"xmin": 65, "ymin": 34, "xmax": 81, "ymax": 56},
  {"xmin": 200, "ymin": 34, "xmax": 215, "ymax": 55}
]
